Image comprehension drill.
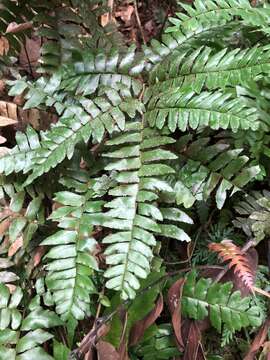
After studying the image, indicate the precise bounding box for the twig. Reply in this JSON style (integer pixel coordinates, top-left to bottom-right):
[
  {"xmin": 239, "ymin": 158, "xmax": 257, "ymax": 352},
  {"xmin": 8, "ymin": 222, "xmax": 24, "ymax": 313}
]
[{"xmin": 133, "ymin": 0, "xmax": 146, "ymax": 45}]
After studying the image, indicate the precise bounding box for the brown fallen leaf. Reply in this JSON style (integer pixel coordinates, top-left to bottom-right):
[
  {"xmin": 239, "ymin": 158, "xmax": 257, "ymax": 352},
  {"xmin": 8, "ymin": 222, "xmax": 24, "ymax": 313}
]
[
  {"xmin": 0, "ymin": 101, "xmax": 17, "ymax": 121},
  {"xmin": 8, "ymin": 236, "xmax": 23, "ymax": 257},
  {"xmin": 6, "ymin": 21, "xmax": 32, "ymax": 34},
  {"xmin": 0, "ymin": 36, "xmax": 9, "ymax": 56},
  {"xmin": 167, "ymin": 278, "xmax": 185, "ymax": 351},
  {"xmin": 0, "ymin": 116, "xmax": 18, "ymax": 127},
  {"xmin": 33, "ymin": 246, "xmax": 46, "ymax": 267},
  {"xmin": 244, "ymin": 317, "xmax": 270, "ymax": 360},
  {"xmin": 19, "ymin": 36, "xmax": 41, "ymax": 73},
  {"xmin": 0, "ymin": 218, "xmax": 11, "ymax": 235},
  {"xmin": 183, "ymin": 320, "xmax": 206, "ymax": 360},
  {"xmin": 129, "ymin": 294, "xmax": 164, "ymax": 346},
  {"xmin": 96, "ymin": 341, "xmax": 120, "ymax": 360}
]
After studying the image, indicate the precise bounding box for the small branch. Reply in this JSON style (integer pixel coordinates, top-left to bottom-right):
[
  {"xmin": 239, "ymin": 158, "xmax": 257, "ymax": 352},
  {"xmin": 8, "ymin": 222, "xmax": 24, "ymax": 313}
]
[{"xmin": 134, "ymin": 0, "xmax": 146, "ymax": 45}]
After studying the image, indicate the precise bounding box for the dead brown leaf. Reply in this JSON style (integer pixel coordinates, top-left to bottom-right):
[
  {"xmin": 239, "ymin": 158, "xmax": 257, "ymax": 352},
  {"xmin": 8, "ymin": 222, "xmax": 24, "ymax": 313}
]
[
  {"xmin": 33, "ymin": 246, "xmax": 46, "ymax": 267},
  {"xmin": 0, "ymin": 36, "xmax": 9, "ymax": 56},
  {"xmin": 96, "ymin": 341, "xmax": 120, "ymax": 360},
  {"xmin": 244, "ymin": 317, "xmax": 270, "ymax": 360},
  {"xmin": 129, "ymin": 294, "xmax": 163, "ymax": 346},
  {"xmin": 0, "ymin": 101, "xmax": 17, "ymax": 121},
  {"xmin": 19, "ymin": 36, "xmax": 41, "ymax": 72},
  {"xmin": 6, "ymin": 21, "xmax": 32, "ymax": 34},
  {"xmin": 0, "ymin": 218, "xmax": 11, "ymax": 235},
  {"xmin": 0, "ymin": 116, "xmax": 18, "ymax": 127},
  {"xmin": 8, "ymin": 236, "xmax": 23, "ymax": 257},
  {"xmin": 183, "ymin": 320, "xmax": 206, "ymax": 360},
  {"xmin": 167, "ymin": 278, "xmax": 185, "ymax": 351}
]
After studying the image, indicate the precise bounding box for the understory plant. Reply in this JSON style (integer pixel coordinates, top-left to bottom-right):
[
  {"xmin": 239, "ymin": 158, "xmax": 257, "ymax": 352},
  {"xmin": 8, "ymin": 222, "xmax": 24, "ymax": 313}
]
[{"xmin": 0, "ymin": 0, "xmax": 270, "ymax": 359}]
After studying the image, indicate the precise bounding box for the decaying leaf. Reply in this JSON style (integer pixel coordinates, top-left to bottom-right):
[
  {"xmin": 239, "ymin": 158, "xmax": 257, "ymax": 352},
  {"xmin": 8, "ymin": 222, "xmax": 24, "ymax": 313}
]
[
  {"xmin": 8, "ymin": 235, "xmax": 23, "ymax": 257},
  {"xmin": 6, "ymin": 21, "xmax": 32, "ymax": 33},
  {"xmin": 129, "ymin": 294, "xmax": 164, "ymax": 346},
  {"xmin": 244, "ymin": 317, "xmax": 270, "ymax": 360},
  {"xmin": 0, "ymin": 116, "xmax": 18, "ymax": 126},
  {"xmin": 183, "ymin": 320, "xmax": 206, "ymax": 360},
  {"xmin": 167, "ymin": 278, "xmax": 185, "ymax": 351},
  {"xmin": 209, "ymin": 240, "xmax": 255, "ymax": 291},
  {"xmin": 0, "ymin": 36, "xmax": 9, "ymax": 55},
  {"xmin": 96, "ymin": 341, "xmax": 120, "ymax": 360}
]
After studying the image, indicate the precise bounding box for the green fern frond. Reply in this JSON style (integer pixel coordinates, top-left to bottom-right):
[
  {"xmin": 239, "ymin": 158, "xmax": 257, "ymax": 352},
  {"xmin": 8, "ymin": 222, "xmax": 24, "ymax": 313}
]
[
  {"xmin": 41, "ymin": 172, "xmax": 104, "ymax": 321},
  {"xmin": 170, "ymin": 136, "xmax": 260, "ymax": 209},
  {"xmin": 59, "ymin": 46, "xmax": 144, "ymax": 97},
  {"xmin": 182, "ymin": 271, "xmax": 263, "ymax": 333},
  {"xmin": 102, "ymin": 122, "xmax": 191, "ymax": 300},
  {"xmin": 145, "ymin": 89, "xmax": 259, "ymax": 133},
  {"xmin": 144, "ymin": 0, "xmax": 269, "ymax": 72},
  {"xmin": 147, "ymin": 45, "xmax": 270, "ymax": 96},
  {"xmin": 0, "ymin": 283, "xmax": 62, "ymax": 359}
]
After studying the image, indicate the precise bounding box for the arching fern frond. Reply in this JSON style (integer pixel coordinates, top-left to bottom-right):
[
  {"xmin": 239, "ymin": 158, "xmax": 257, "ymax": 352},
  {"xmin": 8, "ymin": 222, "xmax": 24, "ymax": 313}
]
[
  {"xmin": 102, "ymin": 122, "xmax": 192, "ymax": 300},
  {"xmin": 147, "ymin": 45, "xmax": 270, "ymax": 96},
  {"xmin": 145, "ymin": 89, "xmax": 259, "ymax": 133},
  {"xmin": 41, "ymin": 171, "xmax": 104, "ymax": 321},
  {"xmin": 170, "ymin": 136, "xmax": 260, "ymax": 209},
  {"xmin": 144, "ymin": 0, "xmax": 270, "ymax": 72}
]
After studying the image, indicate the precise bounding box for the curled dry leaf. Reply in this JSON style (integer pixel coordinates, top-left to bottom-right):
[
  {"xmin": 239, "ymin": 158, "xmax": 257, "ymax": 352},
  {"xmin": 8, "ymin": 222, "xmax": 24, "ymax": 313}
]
[
  {"xmin": 244, "ymin": 317, "xmax": 270, "ymax": 360},
  {"xmin": 6, "ymin": 21, "xmax": 32, "ymax": 33},
  {"xmin": 8, "ymin": 235, "xmax": 23, "ymax": 257},
  {"xmin": 167, "ymin": 278, "xmax": 185, "ymax": 351},
  {"xmin": 129, "ymin": 294, "xmax": 164, "ymax": 346}
]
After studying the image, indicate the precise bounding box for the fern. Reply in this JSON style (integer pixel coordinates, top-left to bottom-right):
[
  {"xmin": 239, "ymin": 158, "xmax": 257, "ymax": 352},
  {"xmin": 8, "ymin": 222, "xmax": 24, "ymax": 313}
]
[
  {"xmin": 234, "ymin": 190, "xmax": 270, "ymax": 242},
  {"xmin": 182, "ymin": 271, "xmax": 262, "ymax": 332},
  {"xmin": 1, "ymin": 0, "xmax": 270, "ymax": 356},
  {"xmin": 169, "ymin": 136, "xmax": 260, "ymax": 209},
  {"xmin": 0, "ymin": 283, "xmax": 62, "ymax": 359},
  {"xmin": 208, "ymin": 240, "xmax": 255, "ymax": 290},
  {"xmin": 102, "ymin": 123, "xmax": 192, "ymax": 299},
  {"xmin": 40, "ymin": 171, "xmax": 105, "ymax": 321}
]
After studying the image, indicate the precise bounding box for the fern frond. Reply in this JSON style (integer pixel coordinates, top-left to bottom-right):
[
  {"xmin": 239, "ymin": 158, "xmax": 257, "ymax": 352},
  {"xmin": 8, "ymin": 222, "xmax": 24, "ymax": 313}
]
[
  {"xmin": 234, "ymin": 191, "xmax": 270, "ymax": 242},
  {"xmin": 59, "ymin": 46, "xmax": 144, "ymax": 97},
  {"xmin": 2, "ymin": 68, "xmax": 143, "ymax": 185},
  {"xmin": 168, "ymin": 136, "xmax": 260, "ymax": 209},
  {"xmin": 41, "ymin": 171, "xmax": 104, "ymax": 321},
  {"xmin": 0, "ymin": 283, "xmax": 62, "ymax": 359},
  {"xmin": 182, "ymin": 270, "xmax": 262, "ymax": 333},
  {"xmin": 145, "ymin": 89, "xmax": 259, "ymax": 133},
  {"xmin": 144, "ymin": 0, "xmax": 269, "ymax": 72},
  {"xmin": 102, "ymin": 122, "xmax": 191, "ymax": 300},
  {"xmin": 208, "ymin": 240, "xmax": 255, "ymax": 291},
  {"xmin": 147, "ymin": 45, "xmax": 270, "ymax": 96}
]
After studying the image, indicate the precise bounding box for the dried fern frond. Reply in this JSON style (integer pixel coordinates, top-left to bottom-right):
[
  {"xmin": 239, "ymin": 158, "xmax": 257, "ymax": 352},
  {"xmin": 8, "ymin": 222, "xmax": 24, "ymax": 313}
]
[{"xmin": 208, "ymin": 240, "xmax": 255, "ymax": 291}]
